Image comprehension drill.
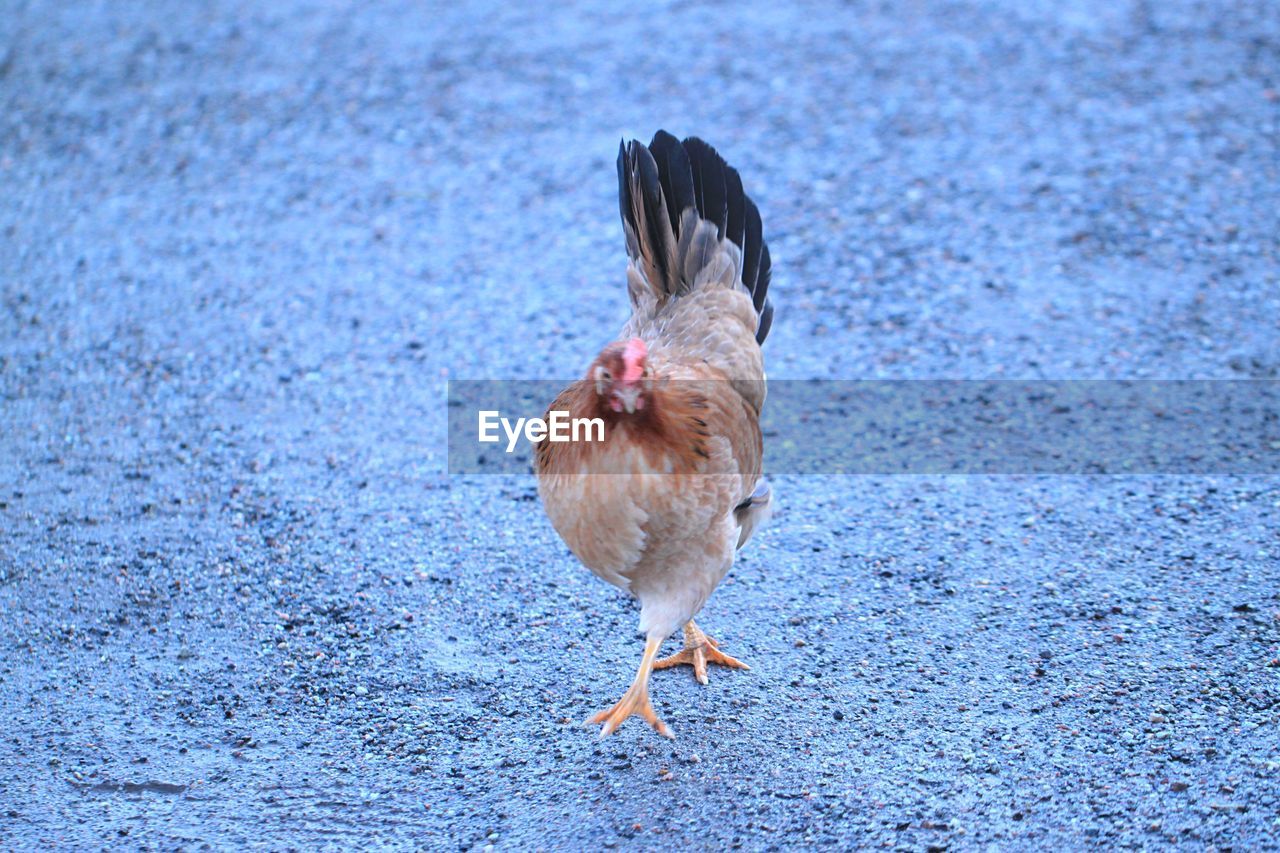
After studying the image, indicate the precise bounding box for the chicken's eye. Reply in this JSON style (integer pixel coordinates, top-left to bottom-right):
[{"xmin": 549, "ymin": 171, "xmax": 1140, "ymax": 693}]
[{"xmin": 593, "ymin": 365, "xmax": 612, "ymax": 394}]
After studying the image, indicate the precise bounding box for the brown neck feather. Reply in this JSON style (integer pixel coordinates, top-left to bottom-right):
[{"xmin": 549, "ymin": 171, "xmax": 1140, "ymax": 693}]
[{"xmin": 537, "ymin": 379, "xmax": 713, "ymax": 473}]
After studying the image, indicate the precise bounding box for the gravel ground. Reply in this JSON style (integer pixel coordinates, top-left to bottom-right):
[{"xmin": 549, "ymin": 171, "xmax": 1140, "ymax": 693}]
[{"xmin": 2, "ymin": 0, "xmax": 1278, "ymax": 848}]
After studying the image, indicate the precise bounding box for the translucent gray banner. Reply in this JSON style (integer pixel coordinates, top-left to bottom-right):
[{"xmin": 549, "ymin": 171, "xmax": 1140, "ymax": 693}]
[{"xmin": 447, "ymin": 380, "xmax": 1280, "ymax": 475}]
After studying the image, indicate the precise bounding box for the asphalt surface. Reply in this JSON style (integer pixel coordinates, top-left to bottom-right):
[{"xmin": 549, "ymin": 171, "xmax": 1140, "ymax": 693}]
[{"xmin": 2, "ymin": 0, "xmax": 1278, "ymax": 848}]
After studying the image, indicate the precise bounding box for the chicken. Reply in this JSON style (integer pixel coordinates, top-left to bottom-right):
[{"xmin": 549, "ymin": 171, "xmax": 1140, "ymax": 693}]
[{"xmin": 535, "ymin": 131, "xmax": 774, "ymax": 739}]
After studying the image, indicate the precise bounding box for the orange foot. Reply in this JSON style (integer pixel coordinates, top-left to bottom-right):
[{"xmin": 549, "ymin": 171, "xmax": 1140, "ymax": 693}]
[
  {"xmin": 654, "ymin": 620, "xmax": 750, "ymax": 685},
  {"xmin": 586, "ymin": 635, "xmax": 674, "ymax": 739}
]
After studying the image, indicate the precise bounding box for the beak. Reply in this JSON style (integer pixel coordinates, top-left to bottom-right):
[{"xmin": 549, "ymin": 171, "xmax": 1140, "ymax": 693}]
[{"xmin": 613, "ymin": 385, "xmax": 642, "ymax": 414}]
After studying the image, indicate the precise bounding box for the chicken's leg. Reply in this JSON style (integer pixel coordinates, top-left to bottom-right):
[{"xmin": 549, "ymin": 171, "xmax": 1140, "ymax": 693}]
[
  {"xmin": 653, "ymin": 620, "xmax": 749, "ymax": 685},
  {"xmin": 586, "ymin": 634, "xmax": 674, "ymax": 739}
]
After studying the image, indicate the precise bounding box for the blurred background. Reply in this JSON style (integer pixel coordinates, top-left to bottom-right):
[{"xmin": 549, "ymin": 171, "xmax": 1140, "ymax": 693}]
[{"xmin": 2, "ymin": 0, "xmax": 1277, "ymax": 848}]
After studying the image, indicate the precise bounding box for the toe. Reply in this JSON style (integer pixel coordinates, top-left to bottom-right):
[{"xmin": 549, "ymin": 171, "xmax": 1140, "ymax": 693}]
[
  {"xmin": 703, "ymin": 641, "xmax": 750, "ymax": 671},
  {"xmin": 693, "ymin": 649, "xmax": 709, "ymax": 685},
  {"xmin": 712, "ymin": 651, "xmax": 749, "ymax": 671},
  {"xmin": 638, "ymin": 702, "xmax": 674, "ymax": 739},
  {"xmin": 654, "ymin": 649, "xmax": 691, "ymax": 670}
]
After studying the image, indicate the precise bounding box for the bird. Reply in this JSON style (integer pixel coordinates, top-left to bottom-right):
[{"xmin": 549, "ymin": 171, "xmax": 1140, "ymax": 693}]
[{"xmin": 534, "ymin": 130, "xmax": 773, "ymax": 738}]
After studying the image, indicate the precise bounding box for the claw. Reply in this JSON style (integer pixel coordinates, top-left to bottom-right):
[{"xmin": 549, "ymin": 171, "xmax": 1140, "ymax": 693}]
[
  {"xmin": 653, "ymin": 621, "xmax": 749, "ymax": 685},
  {"xmin": 585, "ymin": 635, "xmax": 674, "ymax": 739},
  {"xmin": 586, "ymin": 686, "xmax": 674, "ymax": 739}
]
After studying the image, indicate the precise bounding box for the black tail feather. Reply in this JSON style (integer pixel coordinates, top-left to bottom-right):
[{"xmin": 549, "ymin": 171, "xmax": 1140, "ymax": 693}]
[
  {"xmin": 724, "ymin": 167, "xmax": 746, "ymax": 256},
  {"xmin": 682, "ymin": 137, "xmax": 729, "ymax": 239},
  {"xmin": 634, "ymin": 143, "xmax": 670, "ymax": 287},
  {"xmin": 648, "ymin": 130, "xmax": 694, "ymax": 234},
  {"xmin": 617, "ymin": 131, "xmax": 774, "ymax": 345},
  {"xmin": 755, "ymin": 300, "xmax": 773, "ymax": 345},
  {"xmin": 740, "ymin": 196, "xmax": 763, "ymax": 296},
  {"xmin": 616, "ymin": 140, "xmax": 630, "ymax": 234},
  {"xmin": 618, "ymin": 139, "xmax": 679, "ymax": 295},
  {"xmin": 754, "ymin": 243, "xmax": 771, "ymax": 314}
]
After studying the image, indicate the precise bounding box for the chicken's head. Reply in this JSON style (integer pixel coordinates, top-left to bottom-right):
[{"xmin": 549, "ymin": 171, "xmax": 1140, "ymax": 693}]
[{"xmin": 591, "ymin": 337, "xmax": 652, "ymax": 414}]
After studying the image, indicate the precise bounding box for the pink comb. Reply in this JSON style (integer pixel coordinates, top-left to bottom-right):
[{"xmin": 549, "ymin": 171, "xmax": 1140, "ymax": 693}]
[{"xmin": 621, "ymin": 338, "xmax": 647, "ymax": 384}]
